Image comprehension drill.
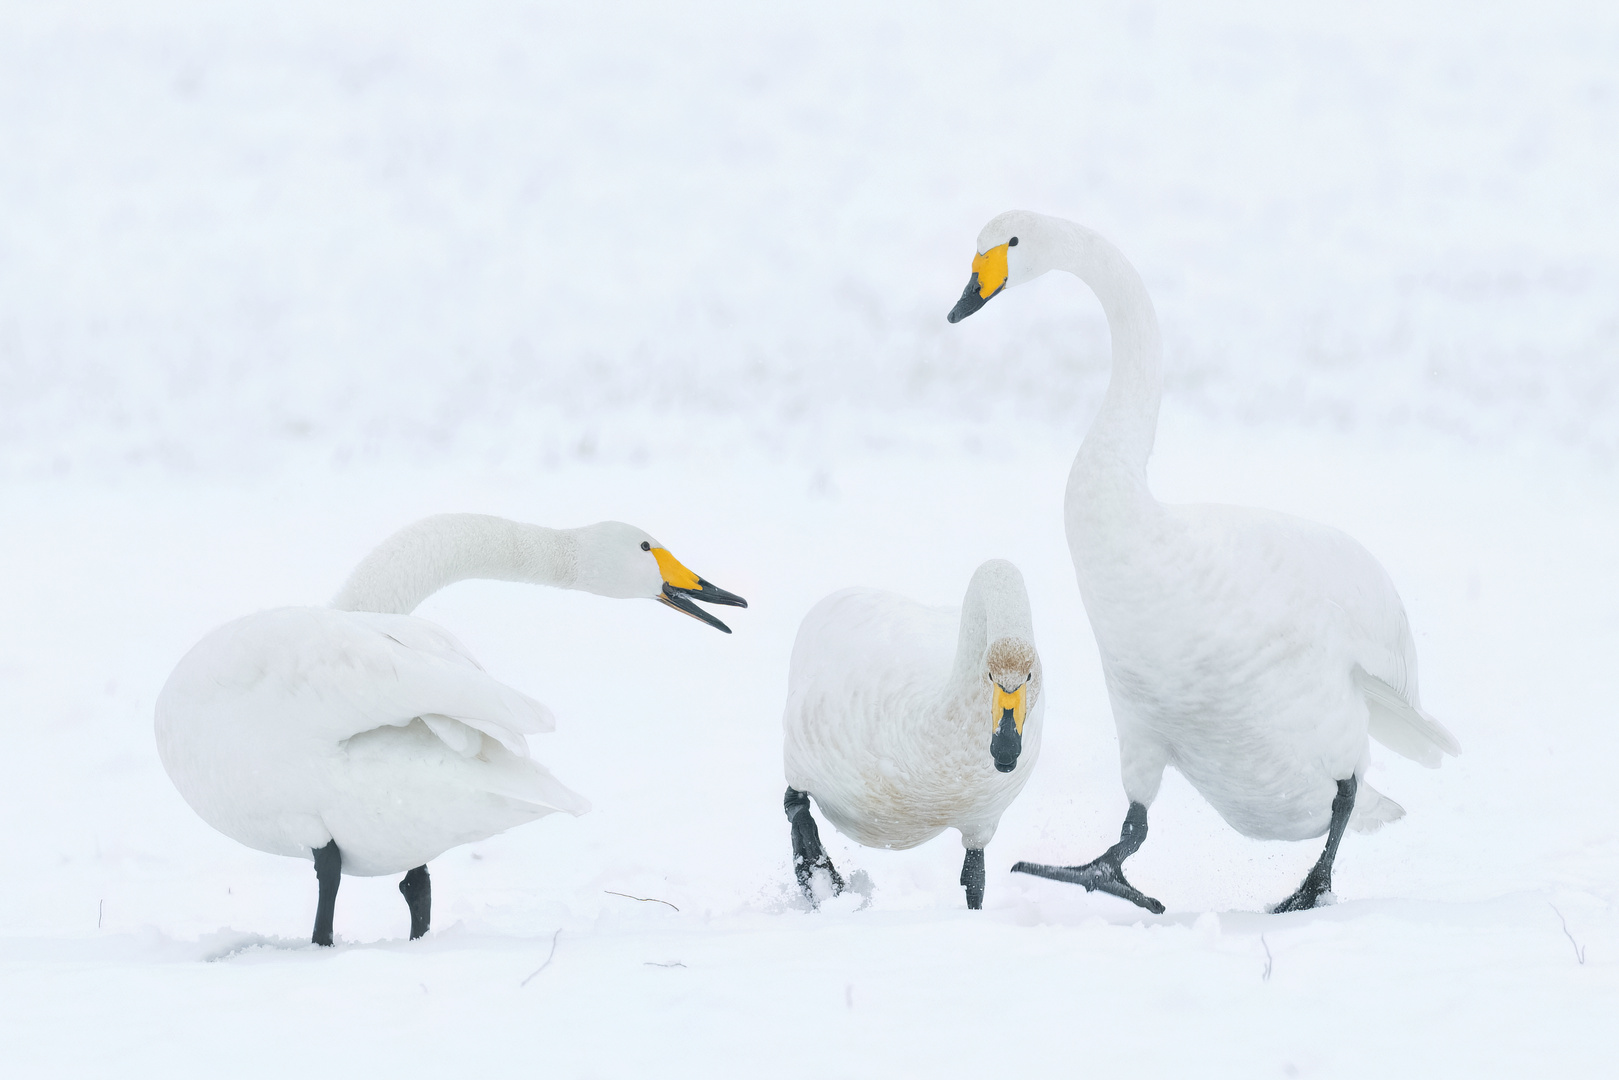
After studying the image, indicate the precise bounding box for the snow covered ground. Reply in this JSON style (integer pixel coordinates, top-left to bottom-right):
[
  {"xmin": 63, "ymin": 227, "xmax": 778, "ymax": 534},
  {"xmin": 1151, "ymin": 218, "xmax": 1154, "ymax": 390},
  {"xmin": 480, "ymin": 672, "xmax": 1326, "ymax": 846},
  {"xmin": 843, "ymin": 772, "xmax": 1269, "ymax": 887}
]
[{"xmin": 2, "ymin": 2, "xmax": 1616, "ymax": 1076}]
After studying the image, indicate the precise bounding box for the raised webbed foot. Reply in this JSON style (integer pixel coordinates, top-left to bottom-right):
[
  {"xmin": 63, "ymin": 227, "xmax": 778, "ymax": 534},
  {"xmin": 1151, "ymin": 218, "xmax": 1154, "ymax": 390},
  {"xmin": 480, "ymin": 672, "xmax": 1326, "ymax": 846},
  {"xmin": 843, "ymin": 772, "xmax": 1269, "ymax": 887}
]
[{"xmin": 1012, "ymin": 857, "xmax": 1165, "ymax": 915}]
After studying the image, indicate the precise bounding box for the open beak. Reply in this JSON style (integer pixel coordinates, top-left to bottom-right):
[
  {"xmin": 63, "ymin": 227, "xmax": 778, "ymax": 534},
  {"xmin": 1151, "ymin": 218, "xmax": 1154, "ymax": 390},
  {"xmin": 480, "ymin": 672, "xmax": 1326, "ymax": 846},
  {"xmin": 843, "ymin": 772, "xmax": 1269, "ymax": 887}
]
[
  {"xmin": 651, "ymin": 547, "xmax": 748, "ymax": 634},
  {"xmin": 947, "ymin": 241, "xmax": 1011, "ymax": 323},
  {"xmin": 657, "ymin": 580, "xmax": 748, "ymax": 633},
  {"xmin": 989, "ymin": 681, "xmax": 1027, "ymax": 772}
]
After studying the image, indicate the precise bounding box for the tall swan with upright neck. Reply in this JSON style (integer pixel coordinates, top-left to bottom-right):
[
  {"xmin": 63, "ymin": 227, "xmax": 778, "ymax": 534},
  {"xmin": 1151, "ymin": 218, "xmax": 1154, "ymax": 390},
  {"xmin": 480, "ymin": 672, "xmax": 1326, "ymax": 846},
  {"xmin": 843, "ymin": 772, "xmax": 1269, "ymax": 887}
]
[
  {"xmin": 781, "ymin": 560, "xmax": 1043, "ymax": 910},
  {"xmin": 156, "ymin": 514, "xmax": 746, "ymax": 945},
  {"xmin": 947, "ymin": 212, "xmax": 1459, "ymax": 913}
]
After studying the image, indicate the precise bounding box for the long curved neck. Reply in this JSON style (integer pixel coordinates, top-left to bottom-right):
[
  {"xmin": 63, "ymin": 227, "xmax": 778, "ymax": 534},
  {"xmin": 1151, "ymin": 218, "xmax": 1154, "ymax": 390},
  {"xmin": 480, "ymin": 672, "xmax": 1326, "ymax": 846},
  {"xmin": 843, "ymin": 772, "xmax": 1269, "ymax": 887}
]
[
  {"xmin": 1047, "ymin": 220, "xmax": 1163, "ymax": 487},
  {"xmin": 331, "ymin": 514, "xmax": 579, "ymax": 615},
  {"xmin": 948, "ymin": 560, "xmax": 1033, "ymax": 691}
]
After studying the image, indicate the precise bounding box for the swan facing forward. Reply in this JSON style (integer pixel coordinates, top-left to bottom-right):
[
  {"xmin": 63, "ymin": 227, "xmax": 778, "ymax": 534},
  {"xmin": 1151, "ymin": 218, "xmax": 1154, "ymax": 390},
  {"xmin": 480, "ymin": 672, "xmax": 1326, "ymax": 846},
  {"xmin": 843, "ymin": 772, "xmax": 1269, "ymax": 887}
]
[
  {"xmin": 948, "ymin": 213, "xmax": 1459, "ymax": 913},
  {"xmin": 782, "ymin": 560, "xmax": 1043, "ymax": 910},
  {"xmin": 156, "ymin": 514, "xmax": 746, "ymax": 945}
]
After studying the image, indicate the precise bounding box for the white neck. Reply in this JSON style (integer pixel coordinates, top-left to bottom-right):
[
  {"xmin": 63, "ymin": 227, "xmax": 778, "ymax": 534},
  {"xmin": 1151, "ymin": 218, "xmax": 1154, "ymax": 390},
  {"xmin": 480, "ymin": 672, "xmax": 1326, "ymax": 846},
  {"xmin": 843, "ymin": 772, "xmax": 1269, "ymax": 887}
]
[
  {"xmin": 948, "ymin": 560, "xmax": 1035, "ymax": 691},
  {"xmin": 1038, "ymin": 218, "xmax": 1163, "ymax": 490},
  {"xmin": 332, "ymin": 514, "xmax": 579, "ymax": 615}
]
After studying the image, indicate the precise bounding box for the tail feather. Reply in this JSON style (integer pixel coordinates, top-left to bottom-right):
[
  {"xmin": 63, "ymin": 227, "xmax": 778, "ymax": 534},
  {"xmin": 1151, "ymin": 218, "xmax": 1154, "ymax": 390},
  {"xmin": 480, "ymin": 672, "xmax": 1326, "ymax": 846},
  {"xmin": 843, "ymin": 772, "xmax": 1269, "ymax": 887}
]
[
  {"xmin": 482, "ymin": 759, "xmax": 593, "ymax": 817},
  {"xmin": 1354, "ymin": 666, "xmax": 1462, "ymax": 768},
  {"xmin": 1350, "ymin": 780, "xmax": 1405, "ymax": 834}
]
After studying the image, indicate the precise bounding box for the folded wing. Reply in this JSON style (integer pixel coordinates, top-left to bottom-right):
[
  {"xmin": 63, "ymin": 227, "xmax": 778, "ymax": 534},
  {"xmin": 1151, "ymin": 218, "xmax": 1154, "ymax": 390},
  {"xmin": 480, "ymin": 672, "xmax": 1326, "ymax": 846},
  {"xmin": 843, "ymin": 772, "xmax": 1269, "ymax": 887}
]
[{"xmin": 317, "ymin": 610, "xmax": 558, "ymax": 757}]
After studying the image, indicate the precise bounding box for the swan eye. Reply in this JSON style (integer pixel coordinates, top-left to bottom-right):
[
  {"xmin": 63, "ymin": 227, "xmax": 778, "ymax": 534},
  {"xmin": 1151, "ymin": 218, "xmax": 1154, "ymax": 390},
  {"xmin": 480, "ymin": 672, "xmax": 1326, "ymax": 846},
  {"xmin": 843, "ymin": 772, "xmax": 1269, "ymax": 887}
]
[
  {"xmin": 1008, "ymin": 237, "xmax": 1019, "ymax": 247},
  {"xmin": 640, "ymin": 541, "xmax": 651, "ymax": 551}
]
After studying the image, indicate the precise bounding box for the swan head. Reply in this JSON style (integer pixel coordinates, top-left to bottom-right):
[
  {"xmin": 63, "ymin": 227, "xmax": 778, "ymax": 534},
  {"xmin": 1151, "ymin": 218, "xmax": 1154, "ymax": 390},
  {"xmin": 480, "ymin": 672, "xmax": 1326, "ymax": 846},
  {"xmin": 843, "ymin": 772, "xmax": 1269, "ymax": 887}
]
[
  {"xmin": 572, "ymin": 522, "xmax": 748, "ymax": 633},
  {"xmin": 985, "ymin": 636, "xmax": 1038, "ymax": 773},
  {"xmin": 946, "ymin": 210, "xmax": 1052, "ymax": 323}
]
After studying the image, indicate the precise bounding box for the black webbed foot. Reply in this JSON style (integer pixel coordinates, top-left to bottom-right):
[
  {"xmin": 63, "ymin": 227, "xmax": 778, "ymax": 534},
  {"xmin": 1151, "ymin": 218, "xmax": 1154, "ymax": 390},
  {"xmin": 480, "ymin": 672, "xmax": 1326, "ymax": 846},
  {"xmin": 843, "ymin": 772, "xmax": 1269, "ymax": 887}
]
[
  {"xmin": 1011, "ymin": 801, "xmax": 1163, "ymax": 914},
  {"xmin": 784, "ymin": 787, "xmax": 844, "ymax": 905},
  {"xmin": 1012, "ymin": 856, "xmax": 1165, "ymax": 914},
  {"xmin": 1271, "ymin": 868, "xmax": 1332, "ymax": 913},
  {"xmin": 1271, "ymin": 776, "xmax": 1357, "ymax": 915},
  {"xmin": 796, "ymin": 853, "xmax": 845, "ymax": 902}
]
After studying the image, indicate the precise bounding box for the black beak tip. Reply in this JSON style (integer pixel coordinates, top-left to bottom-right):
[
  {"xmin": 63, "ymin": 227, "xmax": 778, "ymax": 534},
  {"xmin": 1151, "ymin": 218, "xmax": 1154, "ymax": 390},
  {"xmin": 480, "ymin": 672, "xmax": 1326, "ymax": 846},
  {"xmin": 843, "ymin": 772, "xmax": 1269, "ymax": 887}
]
[
  {"xmin": 948, "ymin": 273, "xmax": 1000, "ymax": 324},
  {"xmin": 694, "ymin": 579, "xmax": 748, "ymax": 609},
  {"xmin": 990, "ymin": 713, "xmax": 1020, "ymax": 772}
]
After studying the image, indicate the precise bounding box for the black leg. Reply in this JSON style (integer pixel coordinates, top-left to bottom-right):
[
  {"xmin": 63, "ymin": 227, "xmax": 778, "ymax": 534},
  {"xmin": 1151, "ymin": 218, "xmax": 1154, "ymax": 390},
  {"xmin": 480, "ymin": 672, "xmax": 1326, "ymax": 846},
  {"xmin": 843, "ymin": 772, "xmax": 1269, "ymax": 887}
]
[
  {"xmin": 784, "ymin": 786, "xmax": 844, "ymax": 904},
  {"xmin": 1012, "ymin": 802, "xmax": 1165, "ymax": 914},
  {"xmin": 312, "ymin": 840, "xmax": 341, "ymax": 947},
  {"xmin": 1273, "ymin": 776, "xmax": 1357, "ymax": 913},
  {"xmin": 961, "ymin": 848, "xmax": 986, "ymax": 910},
  {"xmin": 399, "ymin": 865, "xmax": 431, "ymax": 940}
]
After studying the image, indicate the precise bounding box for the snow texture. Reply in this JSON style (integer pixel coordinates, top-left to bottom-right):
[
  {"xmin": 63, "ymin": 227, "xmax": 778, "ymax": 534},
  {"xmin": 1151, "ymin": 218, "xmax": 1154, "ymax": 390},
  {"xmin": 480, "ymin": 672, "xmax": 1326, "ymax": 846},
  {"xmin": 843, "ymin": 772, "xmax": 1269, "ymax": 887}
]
[{"xmin": 1, "ymin": 2, "xmax": 1616, "ymax": 1077}]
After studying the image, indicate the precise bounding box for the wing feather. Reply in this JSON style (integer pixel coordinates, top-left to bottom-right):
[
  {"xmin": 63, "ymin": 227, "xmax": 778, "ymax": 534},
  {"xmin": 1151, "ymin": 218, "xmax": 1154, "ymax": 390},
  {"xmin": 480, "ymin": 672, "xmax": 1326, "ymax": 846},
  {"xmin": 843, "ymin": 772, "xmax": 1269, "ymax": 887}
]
[
  {"xmin": 193, "ymin": 609, "xmax": 557, "ymax": 754},
  {"xmin": 335, "ymin": 612, "xmax": 557, "ymax": 756}
]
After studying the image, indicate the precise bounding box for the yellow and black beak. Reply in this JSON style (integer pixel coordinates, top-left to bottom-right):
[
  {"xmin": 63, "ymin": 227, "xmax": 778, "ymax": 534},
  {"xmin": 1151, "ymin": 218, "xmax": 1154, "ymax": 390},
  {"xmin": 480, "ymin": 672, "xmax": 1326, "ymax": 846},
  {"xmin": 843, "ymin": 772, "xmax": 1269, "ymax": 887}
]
[
  {"xmin": 650, "ymin": 547, "xmax": 748, "ymax": 634},
  {"xmin": 947, "ymin": 240, "xmax": 1013, "ymax": 324},
  {"xmin": 989, "ymin": 681, "xmax": 1028, "ymax": 773}
]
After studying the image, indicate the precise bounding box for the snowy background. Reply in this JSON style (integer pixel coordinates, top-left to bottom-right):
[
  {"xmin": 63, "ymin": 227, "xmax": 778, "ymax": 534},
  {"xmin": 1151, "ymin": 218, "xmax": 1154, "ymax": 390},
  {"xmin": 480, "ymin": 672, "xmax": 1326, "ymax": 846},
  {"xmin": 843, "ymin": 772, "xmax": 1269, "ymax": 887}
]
[{"xmin": 2, "ymin": 1, "xmax": 1616, "ymax": 1076}]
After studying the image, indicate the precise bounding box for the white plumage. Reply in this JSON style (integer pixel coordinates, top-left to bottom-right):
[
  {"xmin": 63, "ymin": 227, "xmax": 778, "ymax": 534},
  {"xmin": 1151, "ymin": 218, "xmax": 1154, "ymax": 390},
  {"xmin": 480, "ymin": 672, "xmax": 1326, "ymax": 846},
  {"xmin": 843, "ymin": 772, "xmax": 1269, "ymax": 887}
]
[
  {"xmin": 782, "ymin": 559, "xmax": 1043, "ymax": 908},
  {"xmin": 1080, "ymin": 503, "xmax": 1450, "ymax": 839},
  {"xmin": 947, "ymin": 212, "xmax": 1459, "ymax": 911}
]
